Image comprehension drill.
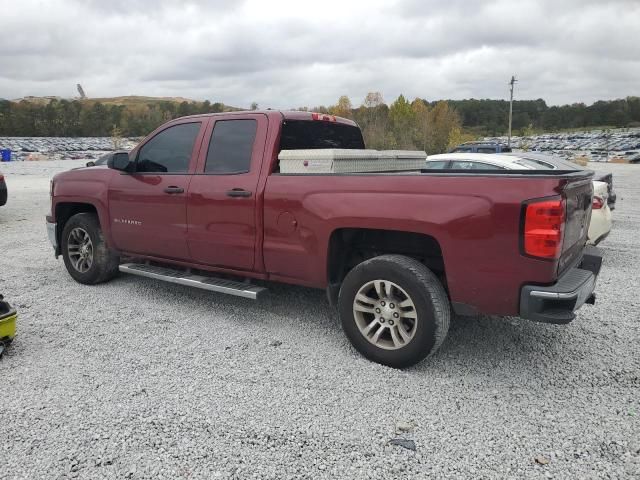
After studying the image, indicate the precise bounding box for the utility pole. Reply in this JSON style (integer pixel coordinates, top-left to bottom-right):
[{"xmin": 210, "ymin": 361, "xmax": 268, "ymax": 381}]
[{"xmin": 508, "ymin": 75, "xmax": 517, "ymax": 148}]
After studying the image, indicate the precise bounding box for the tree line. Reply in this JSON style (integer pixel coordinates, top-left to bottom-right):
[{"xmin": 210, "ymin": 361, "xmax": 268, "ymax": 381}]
[
  {"xmin": 0, "ymin": 99, "xmax": 227, "ymax": 137},
  {"xmin": 0, "ymin": 94, "xmax": 639, "ymax": 154},
  {"xmin": 310, "ymin": 95, "xmax": 640, "ymax": 149},
  {"xmin": 307, "ymin": 93, "xmax": 470, "ymax": 153},
  {"xmin": 445, "ymin": 96, "xmax": 640, "ymax": 135}
]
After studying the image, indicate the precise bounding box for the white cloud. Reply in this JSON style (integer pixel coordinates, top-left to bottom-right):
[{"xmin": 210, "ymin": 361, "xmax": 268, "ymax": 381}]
[{"xmin": 0, "ymin": 0, "xmax": 637, "ymax": 108}]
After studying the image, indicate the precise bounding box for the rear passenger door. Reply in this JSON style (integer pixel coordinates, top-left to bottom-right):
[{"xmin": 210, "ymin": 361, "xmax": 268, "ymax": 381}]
[{"xmin": 186, "ymin": 114, "xmax": 268, "ymax": 271}]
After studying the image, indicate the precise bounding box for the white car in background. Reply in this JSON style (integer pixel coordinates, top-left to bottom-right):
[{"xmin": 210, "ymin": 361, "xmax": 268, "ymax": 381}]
[
  {"xmin": 425, "ymin": 152, "xmax": 612, "ymax": 245},
  {"xmin": 587, "ymin": 180, "xmax": 612, "ymax": 245}
]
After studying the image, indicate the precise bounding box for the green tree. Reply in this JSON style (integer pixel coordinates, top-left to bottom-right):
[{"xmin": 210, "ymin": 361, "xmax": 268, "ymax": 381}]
[{"xmin": 389, "ymin": 94, "xmax": 415, "ymax": 149}]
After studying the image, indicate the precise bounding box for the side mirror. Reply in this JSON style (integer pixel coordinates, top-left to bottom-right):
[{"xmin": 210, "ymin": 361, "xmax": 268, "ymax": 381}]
[
  {"xmin": 85, "ymin": 161, "xmax": 96, "ymax": 167},
  {"xmin": 108, "ymin": 152, "xmax": 133, "ymax": 172}
]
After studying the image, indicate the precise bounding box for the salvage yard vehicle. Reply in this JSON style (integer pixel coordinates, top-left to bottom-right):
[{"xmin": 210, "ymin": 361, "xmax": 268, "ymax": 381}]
[
  {"xmin": 425, "ymin": 152, "xmax": 613, "ymax": 245},
  {"xmin": 449, "ymin": 141, "xmax": 512, "ymax": 153},
  {"xmin": 0, "ymin": 170, "xmax": 7, "ymax": 206},
  {"xmin": 86, "ymin": 151, "xmax": 129, "ymax": 168},
  {"xmin": 449, "ymin": 145, "xmax": 618, "ymax": 210},
  {"xmin": 502, "ymin": 151, "xmax": 616, "ymax": 210},
  {"xmin": 588, "ymin": 181, "xmax": 612, "ymax": 245},
  {"xmin": 46, "ymin": 111, "xmax": 602, "ymax": 367}
]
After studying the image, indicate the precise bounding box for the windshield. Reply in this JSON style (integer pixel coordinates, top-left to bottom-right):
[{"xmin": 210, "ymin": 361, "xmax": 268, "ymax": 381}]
[{"xmin": 279, "ymin": 120, "xmax": 365, "ymax": 150}]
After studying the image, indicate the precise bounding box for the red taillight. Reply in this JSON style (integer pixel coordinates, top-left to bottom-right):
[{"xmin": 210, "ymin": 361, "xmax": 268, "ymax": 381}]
[
  {"xmin": 592, "ymin": 196, "xmax": 604, "ymax": 209},
  {"xmin": 523, "ymin": 198, "xmax": 565, "ymax": 259},
  {"xmin": 0, "ymin": 174, "xmax": 4, "ymax": 182},
  {"xmin": 311, "ymin": 112, "xmax": 336, "ymax": 122}
]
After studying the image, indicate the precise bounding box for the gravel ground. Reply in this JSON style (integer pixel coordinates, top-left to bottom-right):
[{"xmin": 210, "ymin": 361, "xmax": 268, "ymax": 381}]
[{"xmin": 0, "ymin": 160, "xmax": 638, "ymax": 479}]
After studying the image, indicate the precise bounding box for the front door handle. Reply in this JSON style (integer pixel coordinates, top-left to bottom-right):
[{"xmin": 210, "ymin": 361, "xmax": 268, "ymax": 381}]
[
  {"xmin": 164, "ymin": 186, "xmax": 184, "ymax": 194},
  {"xmin": 226, "ymin": 188, "xmax": 252, "ymax": 198}
]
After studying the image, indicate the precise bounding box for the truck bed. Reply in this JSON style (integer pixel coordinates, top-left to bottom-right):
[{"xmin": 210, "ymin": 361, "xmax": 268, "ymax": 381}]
[{"xmin": 263, "ymin": 169, "xmax": 594, "ymax": 316}]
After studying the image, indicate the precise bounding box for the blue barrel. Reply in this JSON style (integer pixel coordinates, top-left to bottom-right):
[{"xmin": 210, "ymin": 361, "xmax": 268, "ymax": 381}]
[{"xmin": 0, "ymin": 149, "xmax": 11, "ymax": 162}]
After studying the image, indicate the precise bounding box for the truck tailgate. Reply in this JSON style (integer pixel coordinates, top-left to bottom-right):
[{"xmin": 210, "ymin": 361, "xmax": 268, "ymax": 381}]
[{"xmin": 559, "ymin": 175, "xmax": 594, "ymax": 273}]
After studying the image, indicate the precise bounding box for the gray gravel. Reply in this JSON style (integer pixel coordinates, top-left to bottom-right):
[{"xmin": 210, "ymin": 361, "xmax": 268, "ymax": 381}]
[{"xmin": 0, "ymin": 160, "xmax": 639, "ymax": 479}]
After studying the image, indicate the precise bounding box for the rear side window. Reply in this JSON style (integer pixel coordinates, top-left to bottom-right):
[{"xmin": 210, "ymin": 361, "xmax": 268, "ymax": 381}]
[
  {"xmin": 515, "ymin": 158, "xmax": 555, "ymax": 170},
  {"xmin": 279, "ymin": 120, "xmax": 365, "ymax": 150},
  {"xmin": 450, "ymin": 161, "xmax": 503, "ymax": 170},
  {"xmin": 205, "ymin": 120, "xmax": 257, "ymax": 174},
  {"xmin": 476, "ymin": 147, "xmax": 497, "ymax": 153},
  {"xmin": 424, "ymin": 161, "xmax": 448, "ymax": 169},
  {"xmin": 452, "ymin": 146, "xmax": 472, "ymax": 153},
  {"xmin": 137, "ymin": 122, "xmax": 201, "ymax": 173}
]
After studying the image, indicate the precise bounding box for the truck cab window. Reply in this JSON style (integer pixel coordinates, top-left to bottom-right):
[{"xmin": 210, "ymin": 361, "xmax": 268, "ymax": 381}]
[
  {"xmin": 205, "ymin": 120, "xmax": 257, "ymax": 174},
  {"xmin": 136, "ymin": 123, "xmax": 201, "ymax": 173},
  {"xmin": 279, "ymin": 120, "xmax": 365, "ymax": 150}
]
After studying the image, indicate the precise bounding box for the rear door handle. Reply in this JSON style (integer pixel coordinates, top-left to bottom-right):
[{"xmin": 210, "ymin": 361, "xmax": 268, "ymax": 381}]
[
  {"xmin": 226, "ymin": 188, "xmax": 252, "ymax": 198},
  {"xmin": 164, "ymin": 186, "xmax": 184, "ymax": 194}
]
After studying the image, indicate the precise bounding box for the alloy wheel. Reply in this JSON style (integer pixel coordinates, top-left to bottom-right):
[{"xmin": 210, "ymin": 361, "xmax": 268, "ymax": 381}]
[
  {"xmin": 67, "ymin": 227, "xmax": 94, "ymax": 273},
  {"xmin": 352, "ymin": 280, "xmax": 418, "ymax": 350}
]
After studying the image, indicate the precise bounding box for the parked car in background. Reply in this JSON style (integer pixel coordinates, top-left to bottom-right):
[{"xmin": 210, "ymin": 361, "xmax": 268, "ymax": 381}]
[
  {"xmin": 0, "ymin": 171, "xmax": 7, "ymax": 206},
  {"xmin": 502, "ymin": 152, "xmax": 616, "ymax": 210},
  {"xmin": 588, "ymin": 181, "xmax": 612, "ymax": 245},
  {"xmin": 449, "ymin": 141, "xmax": 512, "ymax": 153},
  {"xmin": 449, "ymin": 142, "xmax": 616, "ymax": 210},
  {"xmin": 425, "ymin": 153, "xmax": 612, "ymax": 245},
  {"xmin": 451, "ymin": 146, "xmax": 618, "ymax": 210},
  {"xmin": 86, "ymin": 151, "xmax": 125, "ymax": 168}
]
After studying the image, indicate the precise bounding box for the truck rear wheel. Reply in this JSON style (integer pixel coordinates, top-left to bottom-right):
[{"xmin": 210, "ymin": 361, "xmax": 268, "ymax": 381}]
[
  {"xmin": 61, "ymin": 213, "xmax": 119, "ymax": 285},
  {"xmin": 338, "ymin": 254, "xmax": 450, "ymax": 368}
]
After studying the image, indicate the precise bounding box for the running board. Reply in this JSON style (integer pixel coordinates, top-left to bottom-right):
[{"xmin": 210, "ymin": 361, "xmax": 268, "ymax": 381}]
[{"xmin": 119, "ymin": 263, "xmax": 267, "ymax": 300}]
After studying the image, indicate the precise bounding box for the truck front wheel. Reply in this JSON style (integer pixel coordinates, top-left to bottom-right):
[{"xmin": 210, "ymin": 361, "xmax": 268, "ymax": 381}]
[
  {"xmin": 338, "ymin": 254, "xmax": 450, "ymax": 368},
  {"xmin": 61, "ymin": 213, "xmax": 119, "ymax": 285}
]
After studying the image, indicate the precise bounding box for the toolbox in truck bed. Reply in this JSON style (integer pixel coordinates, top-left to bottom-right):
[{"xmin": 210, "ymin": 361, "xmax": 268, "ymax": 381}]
[{"xmin": 278, "ymin": 148, "xmax": 426, "ymax": 174}]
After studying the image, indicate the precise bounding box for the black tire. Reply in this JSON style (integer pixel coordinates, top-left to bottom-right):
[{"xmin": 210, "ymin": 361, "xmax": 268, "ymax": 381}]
[
  {"xmin": 338, "ymin": 254, "xmax": 450, "ymax": 368},
  {"xmin": 61, "ymin": 213, "xmax": 119, "ymax": 285}
]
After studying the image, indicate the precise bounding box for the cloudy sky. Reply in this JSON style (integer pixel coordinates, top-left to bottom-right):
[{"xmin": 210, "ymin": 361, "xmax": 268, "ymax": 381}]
[{"xmin": 1, "ymin": 0, "xmax": 638, "ymax": 108}]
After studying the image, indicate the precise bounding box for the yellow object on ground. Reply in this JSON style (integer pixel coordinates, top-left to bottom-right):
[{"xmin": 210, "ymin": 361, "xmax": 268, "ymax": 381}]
[
  {"xmin": 0, "ymin": 312, "xmax": 17, "ymax": 342},
  {"xmin": 0, "ymin": 295, "xmax": 17, "ymax": 351}
]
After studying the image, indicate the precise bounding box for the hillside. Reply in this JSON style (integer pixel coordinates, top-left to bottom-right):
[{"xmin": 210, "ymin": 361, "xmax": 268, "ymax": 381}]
[
  {"xmin": 12, "ymin": 95, "xmax": 214, "ymax": 106},
  {"xmin": 8, "ymin": 95, "xmax": 243, "ymax": 114},
  {"xmin": 87, "ymin": 95, "xmax": 198, "ymax": 105}
]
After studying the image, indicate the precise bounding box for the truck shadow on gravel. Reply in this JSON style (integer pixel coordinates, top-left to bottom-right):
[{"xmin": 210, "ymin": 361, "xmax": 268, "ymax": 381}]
[
  {"xmin": 431, "ymin": 314, "xmax": 572, "ymax": 371},
  {"xmin": 118, "ymin": 275, "xmax": 574, "ymax": 378}
]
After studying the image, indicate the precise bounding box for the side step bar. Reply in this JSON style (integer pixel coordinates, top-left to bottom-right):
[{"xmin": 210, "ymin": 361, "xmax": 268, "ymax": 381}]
[{"xmin": 119, "ymin": 263, "xmax": 267, "ymax": 300}]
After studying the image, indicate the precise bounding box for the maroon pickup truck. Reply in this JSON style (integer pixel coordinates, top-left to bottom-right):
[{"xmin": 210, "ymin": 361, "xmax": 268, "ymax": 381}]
[{"xmin": 46, "ymin": 111, "xmax": 602, "ymax": 367}]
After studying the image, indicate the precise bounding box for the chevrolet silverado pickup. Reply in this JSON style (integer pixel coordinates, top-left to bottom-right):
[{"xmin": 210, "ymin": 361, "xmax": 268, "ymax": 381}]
[{"xmin": 46, "ymin": 111, "xmax": 602, "ymax": 367}]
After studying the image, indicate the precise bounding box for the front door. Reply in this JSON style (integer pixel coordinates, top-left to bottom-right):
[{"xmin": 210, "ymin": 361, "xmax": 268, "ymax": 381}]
[
  {"xmin": 187, "ymin": 114, "xmax": 268, "ymax": 271},
  {"xmin": 108, "ymin": 120, "xmax": 206, "ymax": 260}
]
